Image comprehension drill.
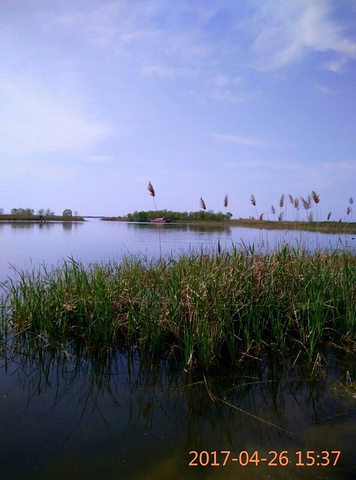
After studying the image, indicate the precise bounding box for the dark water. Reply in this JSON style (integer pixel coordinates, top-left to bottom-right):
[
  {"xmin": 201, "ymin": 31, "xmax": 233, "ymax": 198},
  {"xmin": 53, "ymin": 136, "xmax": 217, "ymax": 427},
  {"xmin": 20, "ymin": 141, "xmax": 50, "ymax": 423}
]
[
  {"xmin": 1, "ymin": 339, "xmax": 356, "ymax": 480},
  {"xmin": 1, "ymin": 220, "xmax": 356, "ymax": 479}
]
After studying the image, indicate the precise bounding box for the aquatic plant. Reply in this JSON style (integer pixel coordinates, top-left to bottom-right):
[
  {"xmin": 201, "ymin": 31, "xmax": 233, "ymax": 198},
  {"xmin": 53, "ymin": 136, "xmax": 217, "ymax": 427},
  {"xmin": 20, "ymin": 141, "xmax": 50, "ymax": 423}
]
[{"xmin": 1, "ymin": 248, "xmax": 355, "ymax": 368}]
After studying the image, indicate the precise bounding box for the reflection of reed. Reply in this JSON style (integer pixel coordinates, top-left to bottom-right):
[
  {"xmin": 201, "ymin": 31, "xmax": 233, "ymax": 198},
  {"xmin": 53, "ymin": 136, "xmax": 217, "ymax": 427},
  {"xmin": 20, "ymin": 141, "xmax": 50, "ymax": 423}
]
[{"xmin": 1, "ymin": 336, "xmax": 352, "ymax": 456}]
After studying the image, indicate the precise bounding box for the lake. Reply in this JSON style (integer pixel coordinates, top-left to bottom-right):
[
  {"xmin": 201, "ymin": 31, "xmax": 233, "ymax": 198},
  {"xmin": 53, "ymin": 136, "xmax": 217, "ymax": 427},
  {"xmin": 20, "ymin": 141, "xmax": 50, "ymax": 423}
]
[
  {"xmin": 0, "ymin": 219, "xmax": 354, "ymax": 283},
  {"xmin": 1, "ymin": 220, "xmax": 356, "ymax": 479}
]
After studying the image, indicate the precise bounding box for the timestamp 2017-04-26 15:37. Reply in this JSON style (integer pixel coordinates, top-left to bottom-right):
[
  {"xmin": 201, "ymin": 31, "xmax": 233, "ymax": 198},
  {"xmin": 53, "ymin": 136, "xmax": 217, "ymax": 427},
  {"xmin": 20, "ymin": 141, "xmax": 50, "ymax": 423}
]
[{"xmin": 189, "ymin": 450, "xmax": 341, "ymax": 468}]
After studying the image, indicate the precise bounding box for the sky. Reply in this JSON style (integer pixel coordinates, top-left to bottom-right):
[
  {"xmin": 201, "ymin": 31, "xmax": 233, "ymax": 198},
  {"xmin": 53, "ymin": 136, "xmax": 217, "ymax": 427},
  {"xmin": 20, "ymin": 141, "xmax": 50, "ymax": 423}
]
[{"xmin": 1, "ymin": 0, "xmax": 355, "ymax": 220}]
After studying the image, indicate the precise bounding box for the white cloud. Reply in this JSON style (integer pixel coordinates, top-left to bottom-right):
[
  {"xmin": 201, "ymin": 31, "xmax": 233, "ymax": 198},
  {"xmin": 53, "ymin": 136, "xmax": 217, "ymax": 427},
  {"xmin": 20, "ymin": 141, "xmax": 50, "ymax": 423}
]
[
  {"xmin": 322, "ymin": 58, "xmax": 347, "ymax": 74},
  {"xmin": 142, "ymin": 65, "xmax": 178, "ymax": 79},
  {"xmin": 249, "ymin": 0, "xmax": 356, "ymax": 71},
  {"xmin": 0, "ymin": 79, "xmax": 112, "ymax": 156}
]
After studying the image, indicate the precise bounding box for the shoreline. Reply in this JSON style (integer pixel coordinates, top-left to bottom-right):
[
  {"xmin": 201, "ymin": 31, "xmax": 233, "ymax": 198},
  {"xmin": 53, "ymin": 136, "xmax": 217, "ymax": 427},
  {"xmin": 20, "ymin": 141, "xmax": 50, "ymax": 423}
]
[{"xmin": 101, "ymin": 217, "xmax": 356, "ymax": 234}]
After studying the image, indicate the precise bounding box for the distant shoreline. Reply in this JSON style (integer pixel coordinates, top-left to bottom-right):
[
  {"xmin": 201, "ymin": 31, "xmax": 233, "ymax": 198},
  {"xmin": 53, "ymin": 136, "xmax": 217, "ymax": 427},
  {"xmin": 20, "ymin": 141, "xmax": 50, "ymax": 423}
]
[
  {"xmin": 101, "ymin": 217, "xmax": 356, "ymax": 234},
  {"xmin": 0, "ymin": 215, "xmax": 85, "ymax": 222}
]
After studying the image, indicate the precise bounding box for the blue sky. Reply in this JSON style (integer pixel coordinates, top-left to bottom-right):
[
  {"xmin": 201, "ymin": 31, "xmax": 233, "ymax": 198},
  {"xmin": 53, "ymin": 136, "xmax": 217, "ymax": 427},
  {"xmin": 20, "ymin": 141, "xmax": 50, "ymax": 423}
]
[{"xmin": 1, "ymin": 0, "xmax": 355, "ymax": 220}]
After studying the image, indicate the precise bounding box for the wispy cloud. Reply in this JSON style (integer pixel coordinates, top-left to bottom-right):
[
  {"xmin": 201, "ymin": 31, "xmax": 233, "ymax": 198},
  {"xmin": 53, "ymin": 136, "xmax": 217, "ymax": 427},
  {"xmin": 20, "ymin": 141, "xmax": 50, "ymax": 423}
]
[
  {"xmin": 0, "ymin": 79, "xmax": 112, "ymax": 156},
  {"xmin": 141, "ymin": 65, "xmax": 190, "ymax": 79},
  {"xmin": 315, "ymin": 84, "xmax": 338, "ymax": 95},
  {"xmin": 214, "ymin": 75, "xmax": 243, "ymax": 88},
  {"xmin": 248, "ymin": 0, "xmax": 356, "ymax": 71},
  {"xmin": 213, "ymin": 133, "xmax": 267, "ymax": 147},
  {"xmin": 86, "ymin": 155, "xmax": 115, "ymax": 163},
  {"xmin": 322, "ymin": 58, "xmax": 347, "ymax": 74}
]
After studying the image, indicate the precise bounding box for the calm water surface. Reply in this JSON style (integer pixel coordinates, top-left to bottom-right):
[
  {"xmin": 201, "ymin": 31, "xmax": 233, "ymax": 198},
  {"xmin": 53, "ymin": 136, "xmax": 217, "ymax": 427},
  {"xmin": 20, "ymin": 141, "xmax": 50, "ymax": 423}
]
[
  {"xmin": 1, "ymin": 220, "xmax": 355, "ymax": 479},
  {"xmin": 0, "ymin": 219, "xmax": 354, "ymax": 282}
]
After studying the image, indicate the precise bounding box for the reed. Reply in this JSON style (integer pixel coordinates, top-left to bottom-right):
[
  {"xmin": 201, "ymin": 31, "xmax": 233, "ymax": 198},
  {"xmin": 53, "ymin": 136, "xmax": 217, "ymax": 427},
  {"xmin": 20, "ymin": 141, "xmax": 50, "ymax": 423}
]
[
  {"xmin": 1, "ymin": 249, "xmax": 355, "ymax": 367},
  {"xmin": 148, "ymin": 181, "xmax": 157, "ymax": 210}
]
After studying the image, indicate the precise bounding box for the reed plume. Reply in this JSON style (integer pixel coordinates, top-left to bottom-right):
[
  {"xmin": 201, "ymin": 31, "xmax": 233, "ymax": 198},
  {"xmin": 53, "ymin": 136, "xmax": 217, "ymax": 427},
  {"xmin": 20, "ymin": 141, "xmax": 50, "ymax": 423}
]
[
  {"xmin": 349, "ymin": 197, "xmax": 354, "ymax": 205},
  {"xmin": 301, "ymin": 196, "xmax": 311, "ymax": 210},
  {"xmin": 294, "ymin": 198, "xmax": 299, "ymax": 210},
  {"xmin": 250, "ymin": 194, "xmax": 259, "ymax": 218},
  {"xmin": 278, "ymin": 212, "xmax": 284, "ymax": 221},
  {"xmin": 347, "ymin": 206, "xmax": 351, "ymax": 216},
  {"xmin": 148, "ymin": 181, "xmax": 155, "ymax": 198},
  {"xmin": 271, "ymin": 205, "xmax": 275, "ymax": 215},
  {"xmin": 279, "ymin": 194, "xmax": 285, "ymax": 208},
  {"xmin": 259, "ymin": 213, "xmax": 264, "ymax": 221},
  {"xmin": 311, "ymin": 191, "xmax": 320, "ymax": 204},
  {"xmin": 148, "ymin": 181, "xmax": 157, "ymax": 210},
  {"xmin": 200, "ymin": 197, "xmax": 206, "ymax": 210},
  {"xmin": 224, "ymin": 194, "xmax": 228, "ymax": 208},
  {"xmin": 327, "ymin": 212, "xmax": 332, "ymax": 221},
  {"xmin": 289, "ymin": 194, "xmax": 294, "ymax": 205}
]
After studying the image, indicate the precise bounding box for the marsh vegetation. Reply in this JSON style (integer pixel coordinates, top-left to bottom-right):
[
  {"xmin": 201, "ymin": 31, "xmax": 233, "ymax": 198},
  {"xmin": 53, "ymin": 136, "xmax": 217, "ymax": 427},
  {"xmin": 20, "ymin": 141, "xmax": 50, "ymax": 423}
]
[{"xmin": 2, "ymin": 247, "xmax": 355, "ymax": 368}]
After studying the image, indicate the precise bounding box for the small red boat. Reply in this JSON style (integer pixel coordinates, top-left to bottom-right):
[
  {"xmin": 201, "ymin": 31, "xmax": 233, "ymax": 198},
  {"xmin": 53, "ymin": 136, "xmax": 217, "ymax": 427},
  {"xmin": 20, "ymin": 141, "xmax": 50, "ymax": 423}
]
[{"xmin": 149, "ymin": 217, "xmax": 171, "ymax": 223}]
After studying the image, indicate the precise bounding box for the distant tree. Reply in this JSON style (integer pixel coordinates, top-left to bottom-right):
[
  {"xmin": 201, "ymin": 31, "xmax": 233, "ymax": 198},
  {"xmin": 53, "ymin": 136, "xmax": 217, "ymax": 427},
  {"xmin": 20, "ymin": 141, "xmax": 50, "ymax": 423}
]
[
  {"xmin": 38, "ymin": 208, "xmax": 54, "ymax": 216},
  {"xmin": 11, "ymin": 208, "xmax": 34, "ymax": 215},
  {"xmin": 62, "ymin": 209, "xmax": 72, "ymax": 217},
  {"xmin": 0, "ymin": 208, "xmax": 4, "ymax": 215}
]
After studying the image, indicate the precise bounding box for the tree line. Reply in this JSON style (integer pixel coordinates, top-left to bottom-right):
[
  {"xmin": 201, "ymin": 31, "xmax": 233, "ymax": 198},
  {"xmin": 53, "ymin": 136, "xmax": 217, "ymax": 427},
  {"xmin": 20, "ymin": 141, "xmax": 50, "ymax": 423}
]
[{"xmin": 0, "ymin": 208, "xmax": 75, "ymax": 217}]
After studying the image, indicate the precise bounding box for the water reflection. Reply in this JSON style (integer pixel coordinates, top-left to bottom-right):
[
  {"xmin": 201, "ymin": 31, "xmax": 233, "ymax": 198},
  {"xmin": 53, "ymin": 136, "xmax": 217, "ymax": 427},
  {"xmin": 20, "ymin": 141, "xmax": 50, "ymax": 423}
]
[
  {"xmin": 1, "ymin": 336, "xmax": 356, "ymax": 479},
  {"xmin": 127, "ymin": 222, "xmax": 232, "ymax": 234},
  {"xmin": 0, "ymin": 221, "xmax": 82, "ymax": 232}
]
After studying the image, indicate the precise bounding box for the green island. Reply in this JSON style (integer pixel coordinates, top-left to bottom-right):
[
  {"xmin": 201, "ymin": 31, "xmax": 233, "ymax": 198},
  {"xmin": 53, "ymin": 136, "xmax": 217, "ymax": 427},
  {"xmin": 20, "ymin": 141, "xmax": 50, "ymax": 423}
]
[{"xmin": 1, "ymin": 247, "xmax": 355, "ymax": 368}]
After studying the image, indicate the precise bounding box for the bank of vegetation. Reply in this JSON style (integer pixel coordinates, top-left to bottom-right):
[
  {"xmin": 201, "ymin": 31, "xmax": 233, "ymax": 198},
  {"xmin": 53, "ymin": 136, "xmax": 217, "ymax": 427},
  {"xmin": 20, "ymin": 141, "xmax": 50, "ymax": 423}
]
[
  {"xmin": 123, "ymin": 210, "xmax": 232, "ymax": 222},
  {"xmin": 1, "ymin": 248, "xmax": 355, "ymax": 368},
  {"xmin": 0, "ymin": 214, "xmax": 84, "ymax": 222},
  {"xmin": 0, "ymin": 208, "xmax": 84, "ymax": 222},
  {"xmin": 103, "ymin": 212, "xmax": 356, "ymax": 233}
]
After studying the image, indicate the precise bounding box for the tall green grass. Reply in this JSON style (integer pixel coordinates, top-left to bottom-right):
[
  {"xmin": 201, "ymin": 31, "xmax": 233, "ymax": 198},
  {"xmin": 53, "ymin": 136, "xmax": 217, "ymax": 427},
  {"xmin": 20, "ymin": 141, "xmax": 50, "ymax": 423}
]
[{"xmin": 1, "ymin": 248, "xmax": 355, "ymax": 367}]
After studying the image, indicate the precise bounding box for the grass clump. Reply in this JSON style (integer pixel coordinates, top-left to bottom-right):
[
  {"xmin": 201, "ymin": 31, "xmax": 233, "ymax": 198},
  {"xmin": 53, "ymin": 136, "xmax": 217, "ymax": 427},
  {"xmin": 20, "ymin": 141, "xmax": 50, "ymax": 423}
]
[{"xmin": 1, "ymin": 249, "xmax": 355, "ymax": 368}]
